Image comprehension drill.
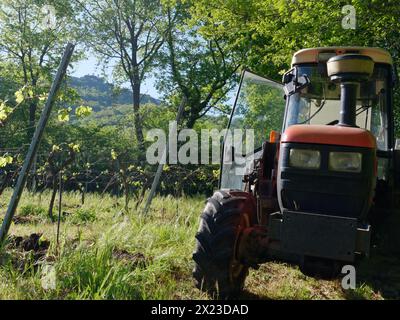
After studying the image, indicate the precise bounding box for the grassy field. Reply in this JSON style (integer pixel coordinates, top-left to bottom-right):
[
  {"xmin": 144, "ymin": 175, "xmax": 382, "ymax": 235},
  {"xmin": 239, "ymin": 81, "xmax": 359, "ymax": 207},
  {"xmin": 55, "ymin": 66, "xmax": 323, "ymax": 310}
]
[{"xmin": 0, "ymin": 188, "xmax": 399, "ymax": 300}]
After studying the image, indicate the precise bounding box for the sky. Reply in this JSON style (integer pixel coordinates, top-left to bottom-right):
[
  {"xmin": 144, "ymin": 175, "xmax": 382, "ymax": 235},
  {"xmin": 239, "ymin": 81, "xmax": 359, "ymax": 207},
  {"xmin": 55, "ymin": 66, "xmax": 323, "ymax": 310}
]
[{"xmin": 70, "ymin": 56, "xmax": 162, "ymax": 99}]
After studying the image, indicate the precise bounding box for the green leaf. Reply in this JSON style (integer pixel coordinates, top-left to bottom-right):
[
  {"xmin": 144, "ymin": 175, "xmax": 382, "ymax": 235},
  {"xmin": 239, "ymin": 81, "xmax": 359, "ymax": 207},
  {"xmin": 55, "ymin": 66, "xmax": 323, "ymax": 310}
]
[
  {"xmin": 57, "ymin": 108, "xmax": 72, "ymax": 122},
  {"xmin": 0, "ymin": 101, "xmax": 12, "ymax": 121},
  {"xmin": 111, "ymin": 149, "xmax": 118, "ymax": 160},
  {"xmin": 68, "ymin": 143, "xmax": 80, "ymax": 153},
  {"xmin": 38, "ymin": 94, "xmax": 48, "ymax": 101},
  {"xmin": 0, "ymin": 155, "xmax": 13, "ymax": 168},
  {"xmin": 15, "ymin": 89, "xmax": 24, "ymax": 104},
  {"xmin": 75, "ymin": 105, "xmax": 93, "ymax": 118}
]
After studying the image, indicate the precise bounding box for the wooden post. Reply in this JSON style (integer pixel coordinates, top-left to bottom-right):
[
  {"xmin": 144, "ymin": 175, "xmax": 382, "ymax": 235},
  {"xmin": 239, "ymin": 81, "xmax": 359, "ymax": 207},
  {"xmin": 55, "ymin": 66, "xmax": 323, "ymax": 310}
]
[
  {"xmin": 143, "ymin": 96, "xmax": 187, "ymax": 215},
  {"xmin": 0, "ymin": 43, "xmax": 75, "ymax": 244}
]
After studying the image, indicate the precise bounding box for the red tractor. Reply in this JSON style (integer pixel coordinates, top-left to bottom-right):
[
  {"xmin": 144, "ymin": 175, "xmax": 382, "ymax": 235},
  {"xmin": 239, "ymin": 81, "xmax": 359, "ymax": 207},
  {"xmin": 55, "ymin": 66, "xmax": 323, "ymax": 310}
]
[{"xmin": 193, "ymin": 47, "xmax": 400, "ymax": 298}]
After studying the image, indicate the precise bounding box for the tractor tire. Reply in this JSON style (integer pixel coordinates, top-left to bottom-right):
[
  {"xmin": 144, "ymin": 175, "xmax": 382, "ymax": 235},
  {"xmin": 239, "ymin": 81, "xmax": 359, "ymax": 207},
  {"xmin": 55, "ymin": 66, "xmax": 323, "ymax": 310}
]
[{"xmin": 192, "ymin": 190, "xmax": 257, "ymax": 299}]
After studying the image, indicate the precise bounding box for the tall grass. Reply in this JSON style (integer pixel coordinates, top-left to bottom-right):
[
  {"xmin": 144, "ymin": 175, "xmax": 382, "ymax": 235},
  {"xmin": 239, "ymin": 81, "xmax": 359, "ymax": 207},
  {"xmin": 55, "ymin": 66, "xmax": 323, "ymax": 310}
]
[
  {"xmin": 0, "ymin": 189, "xmax": 389, "ymax": 300},
  {"xmin": 0, "ymin": 189, "xmax": 208, "ymax": 299}
]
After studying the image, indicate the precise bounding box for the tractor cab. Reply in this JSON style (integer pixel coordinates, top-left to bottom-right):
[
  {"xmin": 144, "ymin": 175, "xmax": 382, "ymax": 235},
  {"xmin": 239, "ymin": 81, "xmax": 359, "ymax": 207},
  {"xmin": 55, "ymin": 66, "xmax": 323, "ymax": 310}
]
[
  {"xmin": 283, "ymin": 48, "xmax": 394, "ymax": 180},
  {"xmin": 193, "ymin": 47, "xmax": 399, "ymax": 298},
  {"xmin": 221, "ymin": 47, "xmax": 395, "ymax": 191}
]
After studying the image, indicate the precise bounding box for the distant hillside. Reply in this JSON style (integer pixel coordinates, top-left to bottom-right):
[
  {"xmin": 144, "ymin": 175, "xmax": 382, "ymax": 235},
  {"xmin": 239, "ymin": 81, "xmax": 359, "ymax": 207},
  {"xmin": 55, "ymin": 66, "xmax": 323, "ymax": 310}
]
[
  {"xmin": 79, "ymin": 103, "xmax": 135, "ymax": 126},
  {"xmin": 69, "ymin": 75, "xmax": 161, "ymax": 111}
]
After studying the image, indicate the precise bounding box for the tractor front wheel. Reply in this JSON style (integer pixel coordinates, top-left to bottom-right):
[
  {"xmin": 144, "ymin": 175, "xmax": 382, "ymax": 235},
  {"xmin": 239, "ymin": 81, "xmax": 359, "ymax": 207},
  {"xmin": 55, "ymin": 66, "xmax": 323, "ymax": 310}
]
[{"xmin": 192, "ymin": 190, "xmax": 257, "ymax": 299}]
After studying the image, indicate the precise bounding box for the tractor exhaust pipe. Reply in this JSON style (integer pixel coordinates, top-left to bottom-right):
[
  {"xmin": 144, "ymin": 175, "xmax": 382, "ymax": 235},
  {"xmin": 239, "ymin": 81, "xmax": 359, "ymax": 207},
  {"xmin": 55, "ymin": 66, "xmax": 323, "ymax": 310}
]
[
  {"xmin": 339, "ymin": 82, "xmax": 357, "ymax": 126},
  {"xmin": 327, "ymin": 54, "xmax": 374, "ymax": 127}
]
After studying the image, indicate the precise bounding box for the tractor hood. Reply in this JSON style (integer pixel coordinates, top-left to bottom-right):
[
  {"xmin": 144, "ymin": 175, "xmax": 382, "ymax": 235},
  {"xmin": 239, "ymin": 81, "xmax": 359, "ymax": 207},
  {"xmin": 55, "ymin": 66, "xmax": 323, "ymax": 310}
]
[{"xmin": 281, "ymin": 125, "xmax": 377, "ymax": 149}]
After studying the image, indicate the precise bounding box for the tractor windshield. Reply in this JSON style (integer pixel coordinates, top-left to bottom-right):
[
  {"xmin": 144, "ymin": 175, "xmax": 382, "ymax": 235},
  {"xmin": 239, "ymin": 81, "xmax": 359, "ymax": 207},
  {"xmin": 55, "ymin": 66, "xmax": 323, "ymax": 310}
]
[{"xmin": 284, "ymin": 65, "xmax": 389, "ymax": 150}]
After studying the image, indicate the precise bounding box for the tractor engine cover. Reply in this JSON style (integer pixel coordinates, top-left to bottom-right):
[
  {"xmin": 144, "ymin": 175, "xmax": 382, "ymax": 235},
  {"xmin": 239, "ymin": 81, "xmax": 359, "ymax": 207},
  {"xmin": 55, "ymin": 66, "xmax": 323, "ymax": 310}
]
[{"xmin": 277, "ymin": 124, "xmax": 377, "ymax": 221}]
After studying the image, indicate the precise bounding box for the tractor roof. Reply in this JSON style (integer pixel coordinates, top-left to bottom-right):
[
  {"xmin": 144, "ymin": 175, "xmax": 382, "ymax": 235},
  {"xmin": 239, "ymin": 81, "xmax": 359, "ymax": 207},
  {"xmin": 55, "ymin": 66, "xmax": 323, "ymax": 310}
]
[{"xmin": 291, "ymin": 47, "xmax": 393, "ymax": 66}]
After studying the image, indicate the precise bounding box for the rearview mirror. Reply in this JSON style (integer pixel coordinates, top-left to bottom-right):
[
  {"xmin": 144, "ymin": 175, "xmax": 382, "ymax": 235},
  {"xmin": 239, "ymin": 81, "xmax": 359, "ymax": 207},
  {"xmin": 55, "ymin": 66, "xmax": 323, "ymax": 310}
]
[{"xmin": 282, "ymin": 68, "xmax": 310, "ymax": 96}]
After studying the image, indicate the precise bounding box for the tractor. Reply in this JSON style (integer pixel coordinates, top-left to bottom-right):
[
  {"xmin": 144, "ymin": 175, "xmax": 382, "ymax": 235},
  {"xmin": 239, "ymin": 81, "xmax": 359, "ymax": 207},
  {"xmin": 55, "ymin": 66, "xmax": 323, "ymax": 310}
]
[{"xmin": 192, "ymin": 47, "xmax": 400, "ymax": 298}]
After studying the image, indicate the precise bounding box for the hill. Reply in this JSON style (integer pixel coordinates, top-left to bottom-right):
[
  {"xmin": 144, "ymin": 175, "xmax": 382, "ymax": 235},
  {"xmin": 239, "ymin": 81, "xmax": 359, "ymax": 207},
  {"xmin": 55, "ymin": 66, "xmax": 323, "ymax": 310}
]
[{"xmin": 69, "ymin": 75, "xmax": 161, "ymax": 112}]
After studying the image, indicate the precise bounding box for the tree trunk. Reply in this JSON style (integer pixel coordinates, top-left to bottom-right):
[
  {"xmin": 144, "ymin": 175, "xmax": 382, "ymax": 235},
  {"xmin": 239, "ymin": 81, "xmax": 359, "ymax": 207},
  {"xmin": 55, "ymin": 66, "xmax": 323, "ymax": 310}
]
[
  {"xmin": 132, "ymin": 80, "xmax": 145, "ymax": 155},
  {"xmin": 124, "ymin": 176, "xmax": 129, "ymax": 213},
  {"xmin": 186, "ymin": 105, "xmax": 201, "ymax": 129},
  {"xmin": 28, "ymin": 100, "xmax": 37, "ymax": 142},
  {"xmin": 27, "ymin": 100, "xmax": 38, "ymax": 191},
  {"xmin": 186, "ymin": 116, "xmax": 197, "ymax": 129},
  {"xmin": 119, "ymin": 161, "xmax": 129, "ymax": 213},
  {"xmin": 81, "ymin": 186, "xmax": 85, "ymax": 205}
]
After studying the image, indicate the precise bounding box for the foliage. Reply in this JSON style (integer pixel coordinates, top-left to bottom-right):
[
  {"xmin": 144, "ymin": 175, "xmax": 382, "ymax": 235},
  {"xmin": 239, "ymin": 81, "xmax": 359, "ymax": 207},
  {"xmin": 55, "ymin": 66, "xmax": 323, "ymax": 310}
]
[
  {"xmin": 0, "ymin": 100, "xmax": 13, "ymax": 123},
  {"xmin": 75, "ymin": 106, "xmax": 92, "ymax": 118},
  {"xmin": 190, "ymin": 0, "xmax": 400, "ymax": 75},
  {"xmin": 57, "ymin": 107, "xmax": 72, "ymax": 122},
  {"xmin": 70, "ymin": 208, "xmax": 96, "ymax": 224},
  {"xmin": 155, "ymin": 1, "xmax": 243, "ymax": 128},
  {"xmin": 0, "ymin": 155, "xmax": 13, "ymax": 168},
  {"xmin": 189, "ymin": 0, "xmax": 400, "ymax": 133},
  {"xmin": 0, "ymin": 0, "xmax": 81, "ymax": 141},
  {"xmin": 19, "ymin": 204, "xmax": 46, "ymax": 217}
]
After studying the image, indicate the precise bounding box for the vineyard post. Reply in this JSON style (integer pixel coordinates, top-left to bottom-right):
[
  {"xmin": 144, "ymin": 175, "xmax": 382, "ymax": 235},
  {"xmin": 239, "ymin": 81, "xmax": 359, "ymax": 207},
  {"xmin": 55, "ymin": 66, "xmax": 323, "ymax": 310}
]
[
  {"xmin": 84, "ymin": 163, "xmax": 88, "ymax": 204},
  {"xmin": 142, "ymin": 96, "xmax": 187, "ymax": 215},
  {"xmin": 30, "ymin": 153, "xmax": 38, "ymax": 193},
  {"xmin": 56, "ymin": 170, "xmax": 63, "ymax": 248},
  {"xmin": 0, "ymin": 43, "xmax": 75, "ymax": 245}
]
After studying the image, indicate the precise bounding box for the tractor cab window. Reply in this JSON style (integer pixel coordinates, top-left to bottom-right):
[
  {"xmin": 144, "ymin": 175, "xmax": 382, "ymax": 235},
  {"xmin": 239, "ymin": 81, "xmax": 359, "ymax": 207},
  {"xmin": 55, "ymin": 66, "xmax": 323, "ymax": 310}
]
[
  {"xmin": 229, "ymin": 71, "xmax": 285, "ymax": 150},
  {"xmin": 220, "ymin": 70, "xmax": 285, "ymax": 189},
  {"xmin": 284, "ymin": 65, "xmax": 390, "ymax": 151}
]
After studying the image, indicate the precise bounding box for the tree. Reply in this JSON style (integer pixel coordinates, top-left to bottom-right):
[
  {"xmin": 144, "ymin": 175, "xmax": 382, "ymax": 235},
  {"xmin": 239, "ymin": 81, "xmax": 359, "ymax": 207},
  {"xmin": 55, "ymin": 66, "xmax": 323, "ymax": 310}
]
[
  {"xmin": 189, "ymin": 0, "xmax": 400, "ymax": 75},
  {"xmin": 0, "ymin": 0, "xmax": 79, "ymax": 142},
  {"xmin": 189, "ymin": 0, "xmax": 400, "ymax": 133},
  {"xmin": 156, "ymin": 2, "xmax": 245, "ymax": 128},
  {"xmin": 74, "ymin": 0, "xmax": 174, "ymax": 153}
]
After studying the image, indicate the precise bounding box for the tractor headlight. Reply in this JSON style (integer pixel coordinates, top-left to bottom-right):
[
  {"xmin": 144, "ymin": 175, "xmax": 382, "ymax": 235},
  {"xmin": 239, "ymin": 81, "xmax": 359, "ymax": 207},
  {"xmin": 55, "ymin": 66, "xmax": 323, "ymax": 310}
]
[
  {"xmin": 329, "ymin": 152, "xmax": 362, "ymax": 173},
  {"xmin": 289, "ymin": 149, "xmax": 320, "ymax": 169}
]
